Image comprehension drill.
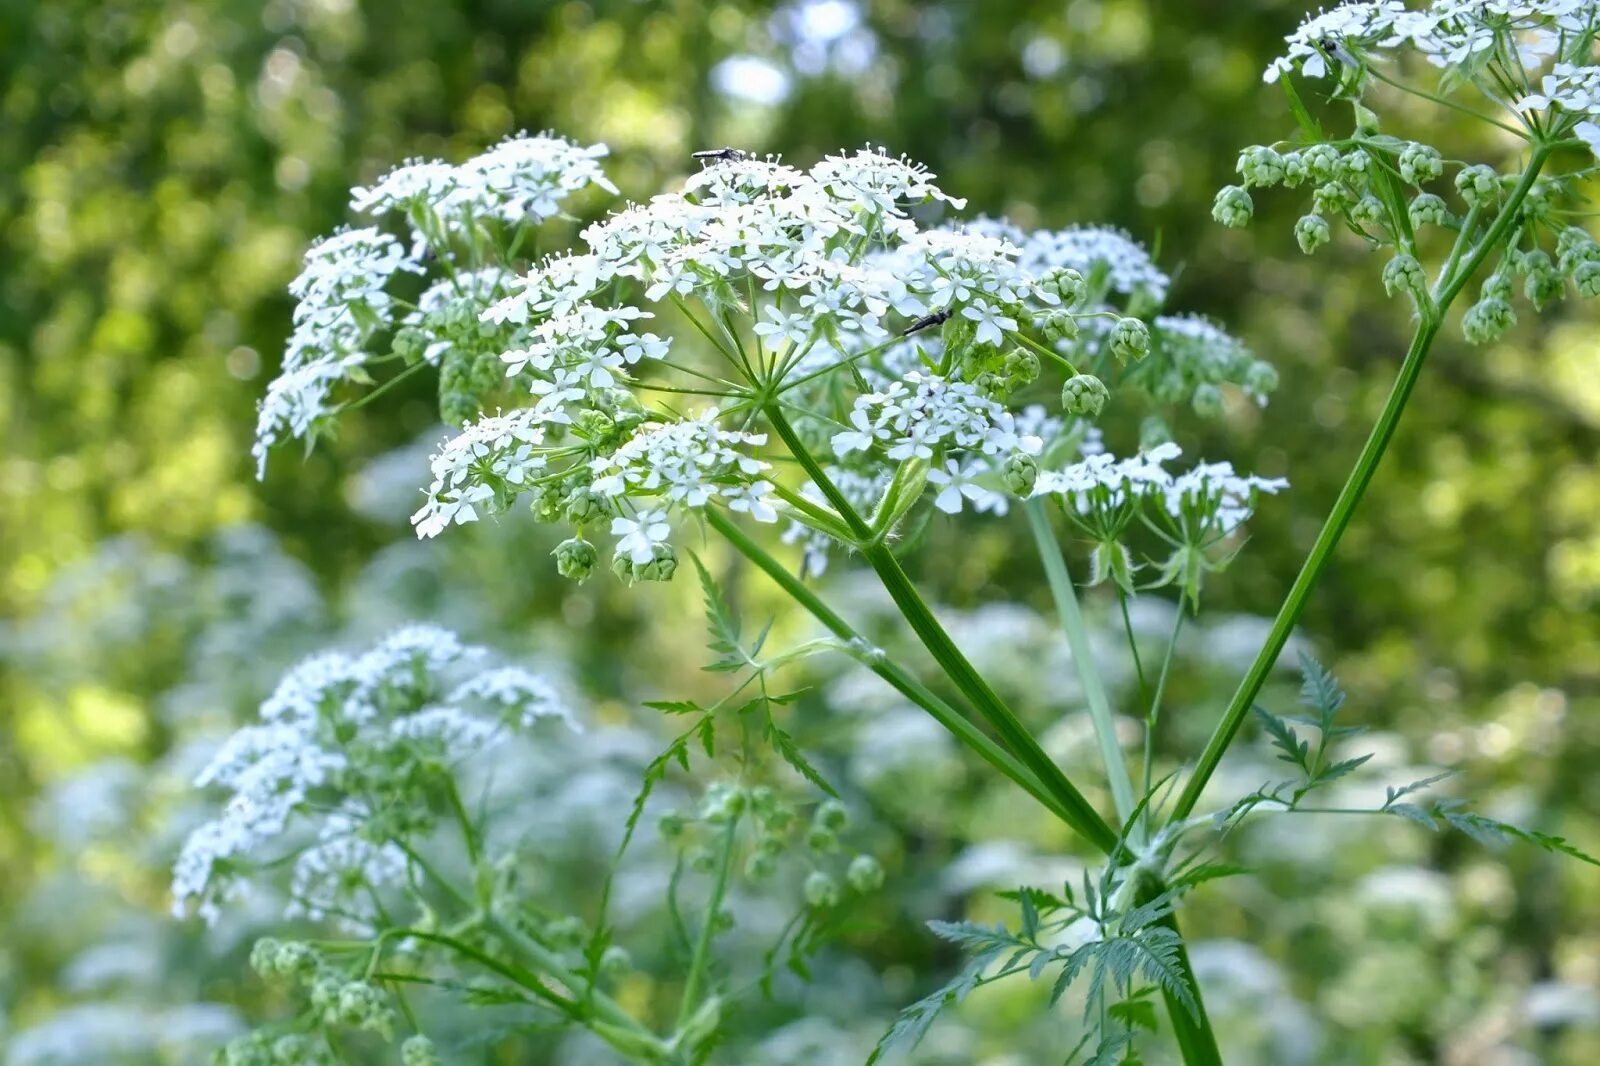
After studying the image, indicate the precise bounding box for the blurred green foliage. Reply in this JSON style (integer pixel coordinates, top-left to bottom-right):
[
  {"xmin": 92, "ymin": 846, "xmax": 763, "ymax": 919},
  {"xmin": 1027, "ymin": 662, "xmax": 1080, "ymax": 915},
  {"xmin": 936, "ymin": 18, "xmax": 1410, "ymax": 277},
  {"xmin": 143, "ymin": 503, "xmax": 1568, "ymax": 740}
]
[{"xmin": 3, "ymin": 0, "xmax": 1600, "ymax": 1062}]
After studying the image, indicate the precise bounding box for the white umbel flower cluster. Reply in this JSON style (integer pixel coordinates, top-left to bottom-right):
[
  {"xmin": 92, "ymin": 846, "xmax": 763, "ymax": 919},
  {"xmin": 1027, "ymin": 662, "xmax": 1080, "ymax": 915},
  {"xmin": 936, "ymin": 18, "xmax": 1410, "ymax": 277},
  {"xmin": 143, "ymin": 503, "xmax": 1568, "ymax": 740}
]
[
  {"xmin": 171, "ymin": 625, "xmax": 576, "ymax": 927},
  {"xmin": 1266, "ymin": 1, "xmax": 1600, "ymax": 156},
  {"xmin": 253, "ymin": 133, "xmax": 616, "ymax": 477}
]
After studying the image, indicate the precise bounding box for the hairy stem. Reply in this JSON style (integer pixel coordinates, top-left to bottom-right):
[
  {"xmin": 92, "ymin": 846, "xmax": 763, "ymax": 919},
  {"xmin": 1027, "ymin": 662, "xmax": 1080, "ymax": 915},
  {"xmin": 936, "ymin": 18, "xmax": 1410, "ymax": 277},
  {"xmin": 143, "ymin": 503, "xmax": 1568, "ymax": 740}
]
[{"xmin": 1025, "ymin": 500, "xmax": 1138, "ymax": 825}]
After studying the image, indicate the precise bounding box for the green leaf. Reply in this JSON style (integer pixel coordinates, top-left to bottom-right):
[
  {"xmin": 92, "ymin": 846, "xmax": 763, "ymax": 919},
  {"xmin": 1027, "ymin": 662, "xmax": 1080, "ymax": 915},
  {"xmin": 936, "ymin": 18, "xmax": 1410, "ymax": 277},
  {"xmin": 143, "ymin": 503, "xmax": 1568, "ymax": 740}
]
[
  {"xmin": 689, "ymin": 552, "xmax": 747, "ymax": 671},
  {"xmin": 764, "ymin": 718, "xmax": 838, "ymax": 797},
  {"xmin": 643, "ymin": 699, "xmax": 702, "ymax": 715},
  {"xmin": 1252, "ymin": 705, "xmax": 1310, "ymax": 775}
]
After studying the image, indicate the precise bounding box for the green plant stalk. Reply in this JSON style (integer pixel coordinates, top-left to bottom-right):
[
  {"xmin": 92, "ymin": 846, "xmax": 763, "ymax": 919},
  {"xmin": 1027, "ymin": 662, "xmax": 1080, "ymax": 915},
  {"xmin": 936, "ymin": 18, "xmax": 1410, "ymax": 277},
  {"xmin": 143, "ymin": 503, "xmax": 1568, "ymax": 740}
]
[
  {"xmin": 857, "ymin": 538, "xmax": 1118, "ymax": 851},
  {"xmin": 676, "ymin": 813, "xmax": 740, "ymax": 1030},
  {"xmin": 399, "ymin": 841, "xmax": 671, "ymax": 1055},
  {"xmin": 758, "ymin": 405, "xmax": 1119, "ymax": 853},
  {"xmin": 704, "ymin": 507, "xmax": 1083, "ymax": 832},
  {"xmin": 1025, "ymin": 499, "xmax": 1138, "ymax": 825},
  {"xmin": 1171, "ymin": 144, "xmax": 1553, "ymax": 822}
]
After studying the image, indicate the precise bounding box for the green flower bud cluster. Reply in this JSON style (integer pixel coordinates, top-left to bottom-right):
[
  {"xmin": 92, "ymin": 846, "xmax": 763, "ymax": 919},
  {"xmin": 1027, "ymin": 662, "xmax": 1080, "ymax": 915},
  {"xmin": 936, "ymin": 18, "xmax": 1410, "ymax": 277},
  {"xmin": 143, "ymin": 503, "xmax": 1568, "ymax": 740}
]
[
  {"xmin": 806, "ymin": 798, "xmax": 849, "ymax": 853},
  {"xmin": 1212, "ymin": 185, "xmax": 1254, "ymax": 228},
  {"xmin": 1235, "ymin": 145, "xmax": 1287, "ymax": 187},
  {"xmin": 1040, "ymin": 309, "xmax": 1080, "ymax": 342},
  {"xmin": 309, "ymin": 977, "xmax": 396, "ymax": 1040},
  {"xmin": 1038, "ymin": 266, "xmax": 1087, "ymax": 307},
  {"xmin": 1295, "ymin": 214, "xmax": 1331, "ymax": 254},
  {"xmin": 1398, "ymin": 143, "xmax": 1443, "ymax": 185},
  {"xmin": 1108, "ymin": 317, "xmax": 1150, "ymax": 363},
  {"xmin": 553, "ymin": 536, "xmax": 599, "ymax": 582},
  {"xmin": 1191, "ymin": 382, "xmax": 1225, "ymax": 419},
  {"xmin": 1462, "ymin": 296, "xmax": 1515, "ymax": 345},
  {"xmin": 1381, "ymin": 254, "xmax": 1426, "ymax": 299},
  {"xmin": 1002, "ymin": 451, "xmax": 1038, "ymax": 496},
  {"xmin": 1061, "ymin": 373, "xmax": 1108, "ymax": 417},
  {"xmin": 1408, "ymin": 192, "xmax": 1447, "ymax": 229},
  {"xmin": 401, "ymin": 1035, "xmax": 442, "ymax": 1066},
  {"xmin": 249, "ymin": 938, "xmax": 321, "ymax": 984},
  {"xmin": 612, "ymin": 542, "xmax": 678, "ymax": 584},
  {"xmin": 219, "ymin": 1031, "xmax": 335, "ymax": 1066},
  {"xmin": 438, "ymin": 345, "xmax": 506, "ymax": 427},
  {"xmin": 1455, "ymin": 165, "xmax": 1499, "ymax": 207}
]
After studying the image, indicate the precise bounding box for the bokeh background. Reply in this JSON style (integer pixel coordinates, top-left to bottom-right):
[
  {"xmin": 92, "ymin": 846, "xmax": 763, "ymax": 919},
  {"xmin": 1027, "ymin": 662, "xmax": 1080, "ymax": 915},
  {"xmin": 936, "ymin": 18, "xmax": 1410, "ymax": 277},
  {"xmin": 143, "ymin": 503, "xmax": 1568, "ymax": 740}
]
[{"xmin": 3, "ymin": 0, "xmax": 1599, "ymax": 1062}]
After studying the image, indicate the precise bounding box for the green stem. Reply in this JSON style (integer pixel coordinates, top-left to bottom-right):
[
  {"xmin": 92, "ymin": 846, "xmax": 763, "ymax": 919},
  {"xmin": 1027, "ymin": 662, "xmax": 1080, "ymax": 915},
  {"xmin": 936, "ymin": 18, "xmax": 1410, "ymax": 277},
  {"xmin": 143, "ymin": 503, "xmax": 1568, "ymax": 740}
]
[
  {"xmin": 759, "ymin": 406, "xmax": 1117, "ymax": 852},
  {"xmin": 704, "ymin": 507, "xmax": 1082, "ymax": 831},
  {"xmin": 1170, "ymin": 145, "xmax": 1553, "ymax": 823},
  {"xmin": 1025, "ymin": 500, "xmax": 1137, "ymax": 825},
  {"xmin": 677, "ymin": 813, "xmax": 740, "ymax": 1029},
  {"xmin": 1142, "ymin": 606, "xmax": 1186, "ymax": 797},
  {"xmin": 859, "ymin": 537, "xmax": 1118, "ymax": 853}
]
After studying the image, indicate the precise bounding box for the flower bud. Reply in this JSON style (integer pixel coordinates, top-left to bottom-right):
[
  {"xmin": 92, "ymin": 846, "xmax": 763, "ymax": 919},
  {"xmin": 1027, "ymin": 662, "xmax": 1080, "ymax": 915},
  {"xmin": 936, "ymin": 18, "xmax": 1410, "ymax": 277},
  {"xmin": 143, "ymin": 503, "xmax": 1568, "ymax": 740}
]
[
  {"xmin": 1191, "ymin": 382, "xmax": 1225, "ymax": 419},
  {"xmin": 574, "ymin": 408, "xmax": 617, "ymax": 443},
  {"xmin": 249, "ymin": 938, "xmax": 282, "ymax": 980},
  {"xmin": 813, "ymin": 799, "xmax": 849, "ymax": 832},
  {"xmin": 1382, "ymin": 254, "xmax": 1426, "ymax": 298},
  {"xmin": 1398, "ymin": 143, "xmax": 1443, "ymax": 185},
  {"xmin": 563, "ymin": 487, "xmax": 608, "ymax": 526},
  {"xmin": 846, "ymin": 854, "xmax": 885, "ymax": 893},
  {"xmin": 1407, "ymin": 192, "xmax": 1447, "ymax": 229},
  {"xmin": 1576, "ymin": 260, "xmax": 1600, "ymax": 298},
  {"xmin": 1302, "ymin": 144, "xmax": 1341, "ymax": 181},
  {"xmin": 1139, "ymin": 415, "xmax": 1173, "ymax": 451},
  {"xmin": 1520, "ymin": 249, "xmax": 1563, "ymax": 309},
  {"xmin": 1001, "ymin": 347, "xmax": 1040, "ymax": 388},
  {"xmin": 1481, "ymin": 272, "xmax": 1514, "ymax": 302},
  {"xmin": 699, "ymin": 782, "xmax": 746, "ymax": 823},
  {"xmin": 1557, "ymin": 226, "xmax": 1600, "ymax": 267},
  {"xmin": 745, "ymin": 851, "xmax": 777, "ymax": 881},
  {"xmin": 401, "ymin": 1036, "xmax": 442, "ymax": 1066},
  {"xmin": 1349, "ymin": 195, "xmax": 1385, "ymax": 226},
  {"xmin": 271, "ymin": 1035, "xmax": 320, "ymax": 1066},
  {"xmin": 529, "ymin": 483, "xmax": 565, "ymax": 523},
  {"xmin": 805, "ymin": 826, "xmax": 837, "ymax": 853},
  {"xmin": 757, "ymin": 832, "xmax": 786, "ymax": 856},
  {"xmin": 1339, "ymin": 149, "xmax": 1371, "ymax": 182},
  {"xmin": 1211, "ymin": 185, "xmax": 1254, "ymax": 228},
  {"xmin": 637, "ymin": 542, "xmax": 678, "ymax": 582},
  {"xmin": 337, "ymin": 981, "xmax": 394, "ymax": 1037},
  {"xmin": 658, "ymin": 810, "xmax": 688, "ymax": 839},
  {"xmin": 390, "ymin": 326, "xmax": 426, "ymax": 364},
  {"xmin": 803, "ymin": 870, "xmax": 841, "ymax": 909},
  {"xmin": 1061, "ymin": 373, "xmax": 1109, "ymax": 417},
  {"xmin": 1455, "ymin": 164, "xmax": 1498, "ymax": 207},
  {"xmin": 1244, "ymin": 360, "xmax": 1279, "ymax": 399},
  {"xmin": 1295, "ymin": 214, "xmax": 1332, "ymax": 254},
  {"xmin": 1109, "ymin": 317, "xmax": 1151, "ymax": 363},
  {"xmin": 553, "ymin": 537, "xmax": 598, "ymax": 583},
  {"xmin": 1312, "ymin": 182, "xmax": 1352, "ymax": 216},
  {"xmin": 1041, "ymin": 309, "xmax": 1080, "ymax": 341},
  {"xmin": 1236, "ymin": 145, "xmax": 1285, "ymax": 187},
  {"xmin": 600, "ymin": 945, "xmax": 633, "ymax": 977},
  {"xmin": 1040, "ymin": 266, "xmax": 1087, "ymax": 306},
  {"xmin": 688, "ymin": 847, "xmax": 717, "ymax": 873},
  {"xmin": 1002, "ymin": 452, "xmax": 1038, "ymax": 496},
  {"xmin": 1462, "ymin": 297, "xmax": 1515, "ymax": 345},
  {"xmin": 1280, "ymin": 151, "xmax": 1309, "ymax": 187}
]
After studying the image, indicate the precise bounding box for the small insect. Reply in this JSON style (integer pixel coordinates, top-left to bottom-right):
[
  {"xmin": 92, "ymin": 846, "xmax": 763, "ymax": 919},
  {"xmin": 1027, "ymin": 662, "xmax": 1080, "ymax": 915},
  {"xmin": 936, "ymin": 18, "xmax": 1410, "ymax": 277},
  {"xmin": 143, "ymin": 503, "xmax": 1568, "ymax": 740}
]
[
  {"xmin": 900, "ymin": 309, "xmax": 953, "ymax": 337},
  {"xmin": 692, "ymin": 147, "xmax": 748, "ymax": 164}
]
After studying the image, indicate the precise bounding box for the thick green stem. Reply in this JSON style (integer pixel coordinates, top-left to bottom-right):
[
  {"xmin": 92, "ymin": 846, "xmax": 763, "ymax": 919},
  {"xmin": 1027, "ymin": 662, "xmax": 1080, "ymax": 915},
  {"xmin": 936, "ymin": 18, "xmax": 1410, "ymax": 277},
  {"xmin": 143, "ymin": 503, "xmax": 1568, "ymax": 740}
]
[
  {"xmin": 704, "ymin": 507, "xmax": 1083, "ymax": 831},
  {"xmin": 1025, "ymin": 500, "xmax": 1138, "ymax": 825},
  {"xmin": 758, "ymin": 406, "xmax": 1118, "ymax": 852},
  {"xmin": 859, "ymin": 538, "xmax": 1118, "ymax": 853},
  {"xmin": 1171, "ymin": 144, "xmax": 1552, "ymax": 823}
]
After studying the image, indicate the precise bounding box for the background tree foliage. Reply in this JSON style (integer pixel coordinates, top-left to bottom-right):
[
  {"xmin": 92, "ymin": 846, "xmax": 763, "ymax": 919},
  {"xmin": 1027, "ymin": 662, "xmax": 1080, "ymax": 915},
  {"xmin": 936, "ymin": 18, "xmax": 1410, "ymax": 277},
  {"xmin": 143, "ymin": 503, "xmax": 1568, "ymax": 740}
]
[{"xmin": 3, "ymin": 0, "xmax": 1598, "ymax": 1061}]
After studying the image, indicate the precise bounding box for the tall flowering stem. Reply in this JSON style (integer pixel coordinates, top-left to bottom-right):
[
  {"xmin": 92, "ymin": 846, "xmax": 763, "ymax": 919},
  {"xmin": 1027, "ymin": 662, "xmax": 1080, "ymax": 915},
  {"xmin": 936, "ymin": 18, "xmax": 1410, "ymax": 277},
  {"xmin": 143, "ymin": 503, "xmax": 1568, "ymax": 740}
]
[{"xmin": 1175, "ymin": 143, "xmax": 1556, "ymax": 821}]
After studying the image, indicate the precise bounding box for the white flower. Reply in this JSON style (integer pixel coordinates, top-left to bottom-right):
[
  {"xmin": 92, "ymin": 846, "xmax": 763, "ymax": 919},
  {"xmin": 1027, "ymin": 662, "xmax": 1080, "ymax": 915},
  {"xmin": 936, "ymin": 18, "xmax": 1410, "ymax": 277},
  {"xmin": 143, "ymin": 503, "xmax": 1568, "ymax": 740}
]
[
  {"xmin": 753, "ymin": 305, "xmax": 814, "ymax": 347},
  {"xmin": 611, "ymin": 509, "xmax": 672, "ymax": 564},
  {"xmin": 928, "ymin": 459, "xmax": 993, "ymax": 514},
  {"xmin": 724, "ymin": 480, "xmax": 780, "ymax": 522}
]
